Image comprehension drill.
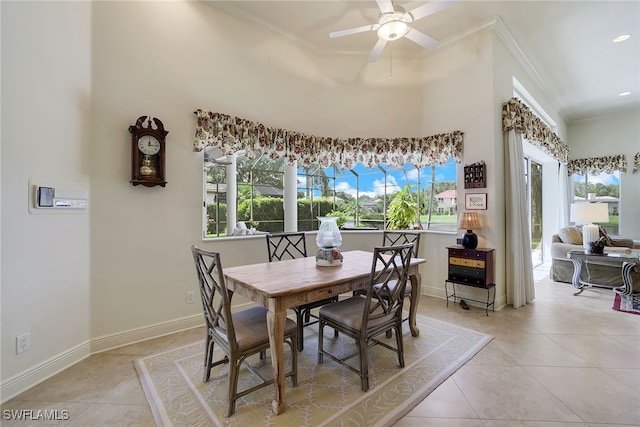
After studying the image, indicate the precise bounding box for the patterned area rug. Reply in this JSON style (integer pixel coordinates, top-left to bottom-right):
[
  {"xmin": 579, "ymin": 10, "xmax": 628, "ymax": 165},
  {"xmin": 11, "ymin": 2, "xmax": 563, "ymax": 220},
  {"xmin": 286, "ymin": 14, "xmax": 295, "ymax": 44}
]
[
  {"xmin": 612, "ymin": 293, "xmax": 640, "ymax": 315},
  {"xmin": 135, "ymin": 315, "xmax": 492, "ymax": 427}
]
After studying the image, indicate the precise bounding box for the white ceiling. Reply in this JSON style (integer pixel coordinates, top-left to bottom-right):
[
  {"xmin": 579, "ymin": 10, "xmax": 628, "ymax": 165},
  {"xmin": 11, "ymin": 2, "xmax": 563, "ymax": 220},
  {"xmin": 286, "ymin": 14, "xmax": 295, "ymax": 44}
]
[{"xmin": 203, "ymin": 0, "xmax": 640, "ymax": 123}]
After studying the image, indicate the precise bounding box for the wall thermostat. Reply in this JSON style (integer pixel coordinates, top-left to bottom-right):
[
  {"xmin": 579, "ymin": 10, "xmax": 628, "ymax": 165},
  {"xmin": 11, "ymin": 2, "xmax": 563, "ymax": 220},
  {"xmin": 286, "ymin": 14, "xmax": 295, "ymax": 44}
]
[
  {"xmin": 29, "ymin": 182, "xmax": 88, "ymax": 214},
  {"xmin": 37, "ymin": 187, "xmax": 55, "ymax": 207}
]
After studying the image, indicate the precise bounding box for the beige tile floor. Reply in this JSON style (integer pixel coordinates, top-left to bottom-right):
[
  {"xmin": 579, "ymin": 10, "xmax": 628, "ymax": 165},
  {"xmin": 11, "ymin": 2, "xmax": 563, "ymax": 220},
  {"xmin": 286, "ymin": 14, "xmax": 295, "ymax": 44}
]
[{"xmin": 3, "ymin": 270, "xmax": 639, "ymax": 426}]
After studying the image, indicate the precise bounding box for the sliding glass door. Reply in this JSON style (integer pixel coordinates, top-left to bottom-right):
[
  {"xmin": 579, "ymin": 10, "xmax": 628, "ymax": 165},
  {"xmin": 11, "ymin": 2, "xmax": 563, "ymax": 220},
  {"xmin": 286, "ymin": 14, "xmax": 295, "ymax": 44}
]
[{"xmin": 525, "ymin": 157, "xmax": 543, "ymax": 267}]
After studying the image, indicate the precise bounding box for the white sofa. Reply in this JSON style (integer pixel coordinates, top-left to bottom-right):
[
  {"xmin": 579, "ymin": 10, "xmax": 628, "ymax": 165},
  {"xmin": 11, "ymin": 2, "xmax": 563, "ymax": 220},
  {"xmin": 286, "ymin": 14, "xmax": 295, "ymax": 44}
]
[{"xmin": 550, "ymin": 226, "xmax": 640, "ymax": 289}]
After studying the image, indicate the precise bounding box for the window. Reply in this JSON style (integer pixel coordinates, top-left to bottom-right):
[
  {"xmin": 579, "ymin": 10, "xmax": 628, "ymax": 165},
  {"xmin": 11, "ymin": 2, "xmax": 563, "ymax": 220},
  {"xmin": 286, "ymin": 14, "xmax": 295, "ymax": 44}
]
[
  {"xmin": 204, "ymin": 156, "xmax": 458, "ymax": 237},
  {"xmin": 571, "ymin": 171, "xmax": 620, "ymax": 235}
]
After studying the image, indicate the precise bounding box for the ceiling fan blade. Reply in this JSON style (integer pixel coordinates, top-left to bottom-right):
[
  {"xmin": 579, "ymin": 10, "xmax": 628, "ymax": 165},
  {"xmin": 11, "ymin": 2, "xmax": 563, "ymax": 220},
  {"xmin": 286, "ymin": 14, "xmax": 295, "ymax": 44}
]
[
  {"xmin": 368, "ymin": 38, "xmax": 388, "ymax": 63},
  {"xmin": 407, "ymin": 0, "xmax": 458, "ymax": 21},
  {"xmin": 330, "ymin": 24, "xmax": 376, "ymax": 38},
  {"xmin": 404, "ymin": 28, "xmax": 439, "ymax": 50},
  {"xmin": 376, "ymin": 0, "xmax": 395, "ymax": 15}
]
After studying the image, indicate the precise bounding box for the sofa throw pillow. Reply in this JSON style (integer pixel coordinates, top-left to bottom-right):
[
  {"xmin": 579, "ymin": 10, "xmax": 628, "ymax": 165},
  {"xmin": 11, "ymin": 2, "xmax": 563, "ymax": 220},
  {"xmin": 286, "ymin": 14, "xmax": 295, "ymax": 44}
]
[
  {"xmin": 598, "ymin": 226, "xmax": 614, "ymax": 246},
  {"xmin": 558, "ymin": 226, "xmax": 583, "ymax": 245}
]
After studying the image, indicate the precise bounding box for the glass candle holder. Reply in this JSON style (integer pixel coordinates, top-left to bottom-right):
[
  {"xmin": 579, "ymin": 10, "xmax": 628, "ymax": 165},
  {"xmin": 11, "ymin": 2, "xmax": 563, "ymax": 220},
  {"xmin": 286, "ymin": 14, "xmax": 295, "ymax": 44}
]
[
  {"xmin": 316, "ymin": 216, "xmax": 342, "ymax": 249},
  {"xmin": 316, "ymin": 216, "xmax": 343, "ymax": 267}
]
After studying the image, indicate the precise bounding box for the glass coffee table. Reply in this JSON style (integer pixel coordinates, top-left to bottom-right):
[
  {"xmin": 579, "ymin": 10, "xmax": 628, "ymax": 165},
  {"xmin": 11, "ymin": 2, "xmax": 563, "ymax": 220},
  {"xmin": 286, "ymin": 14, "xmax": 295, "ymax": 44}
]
[{"xmin": 567, "ymin": 250, "xmax": 639, "ymax": 296}]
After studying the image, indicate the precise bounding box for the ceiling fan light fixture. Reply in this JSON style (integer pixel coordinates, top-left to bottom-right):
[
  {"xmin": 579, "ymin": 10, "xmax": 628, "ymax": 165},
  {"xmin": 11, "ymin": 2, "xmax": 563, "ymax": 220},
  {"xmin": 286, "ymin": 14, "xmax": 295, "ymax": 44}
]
[{"xmin": 377, "ymin": 21, "xmax": 409, "ymax": 41}]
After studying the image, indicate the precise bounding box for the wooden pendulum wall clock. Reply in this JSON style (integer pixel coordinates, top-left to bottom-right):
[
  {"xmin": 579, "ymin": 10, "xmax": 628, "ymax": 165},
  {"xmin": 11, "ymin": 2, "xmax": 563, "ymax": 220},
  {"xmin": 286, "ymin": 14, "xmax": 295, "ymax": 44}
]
[{"xmin": 129, "ymin": 116, "xmax": 168, "ymax": 187}]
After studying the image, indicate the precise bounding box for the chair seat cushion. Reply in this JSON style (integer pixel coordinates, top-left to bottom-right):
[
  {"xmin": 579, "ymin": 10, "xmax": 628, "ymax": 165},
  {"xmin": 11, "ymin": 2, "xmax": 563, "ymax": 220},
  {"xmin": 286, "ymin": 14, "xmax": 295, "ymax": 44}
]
[
  {"xmin": 232, "ymin": 306, "xmax": 297, "ymax": 348},
  {"xmin": 319, "ymin": 297, "xmax": 392, "ymax": 330}
]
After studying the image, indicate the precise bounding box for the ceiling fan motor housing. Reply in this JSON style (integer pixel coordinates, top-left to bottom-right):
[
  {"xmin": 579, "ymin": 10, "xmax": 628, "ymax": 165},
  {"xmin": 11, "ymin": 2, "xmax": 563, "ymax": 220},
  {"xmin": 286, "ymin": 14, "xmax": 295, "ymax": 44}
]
[{"xmin": 377, "ymin": 11, "xmax": 411, "ymax": 40}]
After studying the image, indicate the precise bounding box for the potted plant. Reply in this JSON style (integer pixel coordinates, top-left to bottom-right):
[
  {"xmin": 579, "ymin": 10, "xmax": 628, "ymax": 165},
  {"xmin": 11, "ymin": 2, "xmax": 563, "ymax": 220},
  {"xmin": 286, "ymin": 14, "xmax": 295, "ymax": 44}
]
[
  {"xmin": 325, "ymin": 210, "xmax": 347, "ymax": 228},
  {"xmin": 386, "ymin": 185, "xmax": 420, "ymax": 230}
]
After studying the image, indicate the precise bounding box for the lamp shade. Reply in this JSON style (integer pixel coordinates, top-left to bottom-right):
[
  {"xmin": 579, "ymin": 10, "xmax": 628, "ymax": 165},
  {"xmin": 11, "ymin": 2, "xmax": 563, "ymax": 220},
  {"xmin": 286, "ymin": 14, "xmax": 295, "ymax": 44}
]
[
  {"xmin": 570, "ymin": 203, "xmax": 609, "ymax": 224},
  {"xmin": 458, "ymin": 212, "xmax": 481, "ymax": 230},
  {"xmin": 458, "ymin": 212, "xmax": 481, "ymax": 249},
  {"xmin": 570, "ymin": 203, "xmax": 609, "ymax": 252}
]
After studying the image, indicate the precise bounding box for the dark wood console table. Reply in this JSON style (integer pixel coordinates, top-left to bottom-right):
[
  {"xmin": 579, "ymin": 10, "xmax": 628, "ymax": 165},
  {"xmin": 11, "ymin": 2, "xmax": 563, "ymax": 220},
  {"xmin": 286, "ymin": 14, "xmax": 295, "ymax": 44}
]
[{"xmin": 445, "ymin": 246, "xmax": 495, "ymax": 315}]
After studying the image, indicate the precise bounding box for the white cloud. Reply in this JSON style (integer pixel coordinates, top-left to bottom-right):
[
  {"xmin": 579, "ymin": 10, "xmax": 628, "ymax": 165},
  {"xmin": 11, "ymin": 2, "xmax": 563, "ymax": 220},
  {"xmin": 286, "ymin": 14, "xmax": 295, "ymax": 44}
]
[
  {"xmin": 335, "ymin": 176, "xmax": 401, "ymax": 198},
  {"xmin": 405, "ymin": 168, "xmax": 421, "ymax": 181},
  {"xmin": 589, "ymin": 172, "xmax": 620, "ymax": 185}
]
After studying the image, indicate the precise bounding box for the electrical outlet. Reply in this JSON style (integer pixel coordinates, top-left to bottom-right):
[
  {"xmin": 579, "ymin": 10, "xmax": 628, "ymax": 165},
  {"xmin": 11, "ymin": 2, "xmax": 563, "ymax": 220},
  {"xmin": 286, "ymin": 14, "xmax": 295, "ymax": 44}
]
[
  {"xmin": 16, "ymin": 332, "xmax": 30, "ymax": 354},
  {"xmin": 186, "ymin": 291, "xmax": 195, "ymax": 304}
]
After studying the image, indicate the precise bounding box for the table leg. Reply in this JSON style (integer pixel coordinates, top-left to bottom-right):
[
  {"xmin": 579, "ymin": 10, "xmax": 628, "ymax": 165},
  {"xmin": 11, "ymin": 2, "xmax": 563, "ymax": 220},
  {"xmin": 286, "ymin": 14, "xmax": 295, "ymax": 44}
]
[
  {"xmin": 614, "ymin": 261, "xmax": 637, "ymax": 298},
  {"xmin": 266, "ymin": 304, "xmax": 287, "ymax": 415},
  {"xmin": 568, "ymin": 257, "xmax": 587, "ymax": 295},
  {"xmin": 408, "ymin": 272, "xmax": 421, "ymax": 337}
]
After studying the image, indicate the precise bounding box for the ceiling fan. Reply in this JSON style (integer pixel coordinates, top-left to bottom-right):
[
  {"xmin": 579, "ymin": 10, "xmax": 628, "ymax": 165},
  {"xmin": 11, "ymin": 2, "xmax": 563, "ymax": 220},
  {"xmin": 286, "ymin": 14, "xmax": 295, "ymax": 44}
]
[{"xmin": 329, "ymin": 0, "xmax": 458, "ymax": 63}]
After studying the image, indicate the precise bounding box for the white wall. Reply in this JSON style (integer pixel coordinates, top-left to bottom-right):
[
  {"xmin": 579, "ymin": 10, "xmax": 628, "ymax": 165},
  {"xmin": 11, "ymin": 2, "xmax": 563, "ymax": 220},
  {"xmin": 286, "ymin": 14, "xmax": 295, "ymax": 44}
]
[
  {"xmin": 568, "ymin": 109, "xmax": 640, "ymax": 239},
  {"xmin": 1, "ymin": 1, "xmax": 92, "ymax": 395},
  {"xmin": 417, "ymin": 30, "xmax": 504, "ymax": 304}
]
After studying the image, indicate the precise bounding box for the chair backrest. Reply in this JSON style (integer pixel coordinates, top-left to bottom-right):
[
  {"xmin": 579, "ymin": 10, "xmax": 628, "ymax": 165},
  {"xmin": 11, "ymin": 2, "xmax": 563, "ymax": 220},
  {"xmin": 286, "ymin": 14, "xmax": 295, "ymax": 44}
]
[
  {"xmin": 191, "ymin": 246, "xmax": 238, "ymax": 351},
  {"xmin": 266, "ymin": 232, "xmax": 307, "ymax": 261},
  {"xmin": 382, "ymin": 231, "xmax": 421, "ymax": 258},
  {"xmin": 363, "ymin": 243, "xmax": 414, "ymax": 327}
]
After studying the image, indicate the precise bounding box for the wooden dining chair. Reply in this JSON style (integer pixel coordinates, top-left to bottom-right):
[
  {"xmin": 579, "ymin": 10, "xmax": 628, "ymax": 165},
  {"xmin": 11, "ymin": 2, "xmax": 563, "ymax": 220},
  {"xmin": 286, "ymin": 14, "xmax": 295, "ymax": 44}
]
[
  {"xmin": 380, "ymin": 231, "xmax": 421, "ymax": 323},
  {"xmin": 354, "ymin": 231, "xmax": 420, "ymax": 325},
  {"xmin": 191, "ymin": 245, "xmax": 298, "ymax": 417},
  {"xmin": 265, "ymin": 232, "xmax": 338, "ymax": 351},
  {"xmin": 317, "ymin": 243, "xmax": 414, "ymax": 392}
]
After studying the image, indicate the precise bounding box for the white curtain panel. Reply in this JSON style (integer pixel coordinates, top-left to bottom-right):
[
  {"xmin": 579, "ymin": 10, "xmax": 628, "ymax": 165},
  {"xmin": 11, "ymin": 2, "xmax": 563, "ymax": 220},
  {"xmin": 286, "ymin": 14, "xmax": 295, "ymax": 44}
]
[
  {"xmin": 504, "ymin": 131, "xmax": 535, "ymax": 308},
  {"xmin": 558, "ymin": 163, "xmax": 570, "ymax": 227}
]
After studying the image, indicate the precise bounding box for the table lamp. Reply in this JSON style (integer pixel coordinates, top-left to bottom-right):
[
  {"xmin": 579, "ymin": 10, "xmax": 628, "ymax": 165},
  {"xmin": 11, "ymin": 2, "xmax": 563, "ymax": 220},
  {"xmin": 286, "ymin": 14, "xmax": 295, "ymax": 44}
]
[
  {"xmin": 570, "ymin": 203, "xmax": 609, "ymax": 251},
  {"xmin": 458, "ymin": 211, "xmax": 482, "ymax": 249}
]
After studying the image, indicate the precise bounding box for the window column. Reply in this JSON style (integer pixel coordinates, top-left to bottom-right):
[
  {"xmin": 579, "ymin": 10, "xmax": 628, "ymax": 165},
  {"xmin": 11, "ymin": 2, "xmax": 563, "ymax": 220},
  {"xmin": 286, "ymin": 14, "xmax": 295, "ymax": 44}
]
[
  {"xmin": 284, "ymin": 161, "xmax": 298, "ymax": 232},
  {"xmin": 226, "ymin": 154, "xmax": 238, "ymax": 235}
]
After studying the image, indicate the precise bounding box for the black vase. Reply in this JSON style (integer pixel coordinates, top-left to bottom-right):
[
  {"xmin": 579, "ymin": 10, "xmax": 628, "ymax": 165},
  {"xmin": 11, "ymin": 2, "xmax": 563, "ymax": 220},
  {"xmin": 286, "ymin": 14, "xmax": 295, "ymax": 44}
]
[
  {"xmin": 461, "ymin": 230, "xmax": 478, "ymax": 249},
  {"xmin": 589, "ymin": 242, "xmax": 604, "ymax": 254}
]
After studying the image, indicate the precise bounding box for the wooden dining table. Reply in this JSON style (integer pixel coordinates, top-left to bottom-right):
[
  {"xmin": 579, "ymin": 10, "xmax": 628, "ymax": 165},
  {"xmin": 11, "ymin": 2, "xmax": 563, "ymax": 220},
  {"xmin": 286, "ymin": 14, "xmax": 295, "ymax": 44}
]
[{"xmin": 223, "ymin": 249, "xmax": 426, "ymax": 415}]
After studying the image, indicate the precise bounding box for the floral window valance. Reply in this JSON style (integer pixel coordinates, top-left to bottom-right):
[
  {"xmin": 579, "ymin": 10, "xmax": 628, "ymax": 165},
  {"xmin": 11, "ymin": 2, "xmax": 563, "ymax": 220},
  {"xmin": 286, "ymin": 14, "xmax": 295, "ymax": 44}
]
[
  {"xmin": 634, "ymin": 152, "xmax": 640, "ymax": 173},
  {"xmin": 193, "ymin": 110, "xmax": 464, "ymax": 169},
  {"xmin": 567, "ymin": 155, "xmax": 627, "ymax": 175},
  {"xmin": 502, "ymin": 97, "xmax": 569, "ymax": 163}
]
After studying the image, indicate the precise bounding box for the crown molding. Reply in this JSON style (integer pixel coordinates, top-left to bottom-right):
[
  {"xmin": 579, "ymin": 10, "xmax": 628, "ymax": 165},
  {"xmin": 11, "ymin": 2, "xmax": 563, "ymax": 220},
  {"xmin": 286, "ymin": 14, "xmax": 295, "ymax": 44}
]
[{"xmin": 490, "ymin": 16, "xmax": 547, "ymax": 93}]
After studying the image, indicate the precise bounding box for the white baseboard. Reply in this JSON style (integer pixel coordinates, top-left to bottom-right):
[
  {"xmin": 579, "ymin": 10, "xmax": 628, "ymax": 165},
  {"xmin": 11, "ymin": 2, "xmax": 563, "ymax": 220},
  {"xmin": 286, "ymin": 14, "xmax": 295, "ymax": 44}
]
[
  {"xmin": 90, "ymin": 314, "xmax": 204, "ymax": 354},
  {"xmin": 1, "ymin": 314, "xmax": 204, "ymax": 404},
  {"xmin": 0, "ymin": 341, "xmax": 91, "ymax": 404}
]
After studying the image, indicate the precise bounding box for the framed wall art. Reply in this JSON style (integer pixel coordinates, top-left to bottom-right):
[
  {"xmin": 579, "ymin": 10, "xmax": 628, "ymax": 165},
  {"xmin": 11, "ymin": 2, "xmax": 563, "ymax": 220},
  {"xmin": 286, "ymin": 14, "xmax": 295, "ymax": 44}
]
[{"xmin": 465, "ymin": 193, "xmax": 487, "ymax": 210}]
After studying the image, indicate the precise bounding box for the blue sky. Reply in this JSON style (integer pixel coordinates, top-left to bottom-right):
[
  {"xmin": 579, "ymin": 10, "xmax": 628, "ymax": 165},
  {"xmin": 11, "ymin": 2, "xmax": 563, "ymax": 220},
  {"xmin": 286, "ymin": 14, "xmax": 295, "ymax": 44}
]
[
  {"xmin": 298, "ymin": 161, "xmax": 458, "ymax": 198},
  {"xmin": 572, "ymin": 171, "xmax": 620, "ymax": 186}
]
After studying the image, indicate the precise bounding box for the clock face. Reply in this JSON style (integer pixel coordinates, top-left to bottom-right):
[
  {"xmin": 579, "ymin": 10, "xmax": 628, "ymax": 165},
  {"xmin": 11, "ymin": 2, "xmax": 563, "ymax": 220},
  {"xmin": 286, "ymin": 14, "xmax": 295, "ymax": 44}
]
[{"xmin": 137, "ymin": 135, "xmax": 161, "ymax": 155}]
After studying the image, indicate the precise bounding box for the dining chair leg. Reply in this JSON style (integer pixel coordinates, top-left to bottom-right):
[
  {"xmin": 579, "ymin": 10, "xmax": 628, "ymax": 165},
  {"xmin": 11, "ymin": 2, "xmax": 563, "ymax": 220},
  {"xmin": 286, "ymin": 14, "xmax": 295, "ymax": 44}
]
[
  {"xmin": 294, "ymin": 308, "xmax": 305, "ymax": 351},
  {"xmin": 359, "ymin": 339, "xmax": 369, "ymax": 392},
  {"xmin": 317, "ymin": 321, "xmax": 325, "ymax": 364},
  {"xmin": 395, "ymin": 322, "xmax": 405, "ymax": 368},
  {"xmin": 204, "ymin": 335, "xmax": 214, "ymax": 382},
  {"xmin": 227, "ymin": 356, "xmax": 241, "ymax": 417}
]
